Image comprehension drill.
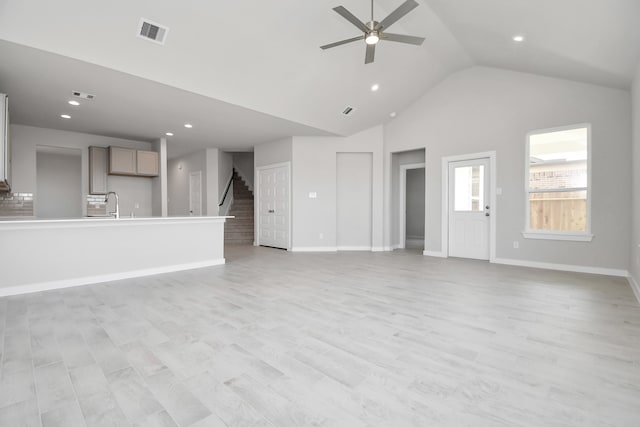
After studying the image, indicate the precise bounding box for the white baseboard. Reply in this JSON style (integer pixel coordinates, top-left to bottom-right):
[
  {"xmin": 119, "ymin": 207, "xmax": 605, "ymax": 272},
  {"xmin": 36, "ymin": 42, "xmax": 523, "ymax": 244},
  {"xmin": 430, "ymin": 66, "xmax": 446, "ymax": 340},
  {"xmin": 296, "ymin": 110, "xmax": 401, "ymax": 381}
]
[
  {"xmin": 337, "ymin": 246, "xmax": 372, "ymax": 251},
  {"xmin": 423, "ymin": 250, "xmax": 446, "ymax": 258},
  {"xmin": 628, "ymin": 275, "xmax": 640, "ymax": 304},
  {"xmin": 494, "ymin": 257, "xmax": 629, "ymax": 277},
  {"xmin": 0, "ymin": 259, "xmax": 226, "ymax": 298},
  {"xmin": 290, "ymin": 247, "xmax": 338, "ymax": 252},
  {"xmin": 372, "ymin": 246, "xmax": 392, "ymax": 252}
]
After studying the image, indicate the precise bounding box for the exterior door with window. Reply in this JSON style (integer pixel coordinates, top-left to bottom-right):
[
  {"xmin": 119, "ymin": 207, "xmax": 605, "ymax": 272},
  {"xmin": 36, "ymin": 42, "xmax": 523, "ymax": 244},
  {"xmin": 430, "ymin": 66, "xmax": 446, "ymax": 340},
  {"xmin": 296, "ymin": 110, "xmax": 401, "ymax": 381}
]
[
  {"xmin": 448, "ymin": 159, "xmax": 490, "ymax": 260},
  {"xmin": 258, "ymin": 165, "xmax": 290, "ymax": 249}
]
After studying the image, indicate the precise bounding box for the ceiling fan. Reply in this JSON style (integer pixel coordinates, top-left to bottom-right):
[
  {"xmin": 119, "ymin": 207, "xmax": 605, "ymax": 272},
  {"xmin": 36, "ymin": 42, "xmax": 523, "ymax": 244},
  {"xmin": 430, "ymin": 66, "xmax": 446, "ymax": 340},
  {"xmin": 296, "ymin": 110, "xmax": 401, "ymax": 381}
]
[{"xmin": 321, "ymin": 0, "xmax": 425, "ymax": 64}]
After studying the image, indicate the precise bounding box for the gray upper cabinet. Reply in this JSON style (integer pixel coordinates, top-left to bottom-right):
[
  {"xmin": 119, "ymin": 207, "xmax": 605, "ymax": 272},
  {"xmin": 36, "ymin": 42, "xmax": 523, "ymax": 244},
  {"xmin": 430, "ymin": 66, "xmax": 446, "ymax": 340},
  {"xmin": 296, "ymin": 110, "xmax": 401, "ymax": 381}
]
[
  {"xmin": 136, "ymin": 150, "xmax": 159, "ymax": 176},
  {"xmin": 109, "ymin": 146, "xmax": 137, "ymax": 176},
  {"xmin": 89, "ymin": 146, "xmax": 108, "ymax": 194},
  {"xmin": 108, "ymin": 146, "xmax": 159, "ymax": 177}
]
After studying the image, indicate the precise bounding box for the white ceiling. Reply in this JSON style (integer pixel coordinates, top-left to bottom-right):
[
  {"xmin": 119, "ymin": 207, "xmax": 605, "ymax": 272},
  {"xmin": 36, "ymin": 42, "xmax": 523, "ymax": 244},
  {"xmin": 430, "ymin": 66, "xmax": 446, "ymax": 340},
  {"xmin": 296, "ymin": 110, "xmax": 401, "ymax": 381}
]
[{"xmin": 0, "ymin": 0, "xmax": 638, "ymax": 158}]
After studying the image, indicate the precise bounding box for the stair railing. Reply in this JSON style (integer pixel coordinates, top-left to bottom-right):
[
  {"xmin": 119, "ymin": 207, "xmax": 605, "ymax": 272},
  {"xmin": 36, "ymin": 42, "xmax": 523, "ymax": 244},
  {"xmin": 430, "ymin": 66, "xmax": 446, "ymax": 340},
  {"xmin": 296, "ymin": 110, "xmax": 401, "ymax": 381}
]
[{"xmin": 219, "ymin": 170, "xmax": 234, "ymax": 208}]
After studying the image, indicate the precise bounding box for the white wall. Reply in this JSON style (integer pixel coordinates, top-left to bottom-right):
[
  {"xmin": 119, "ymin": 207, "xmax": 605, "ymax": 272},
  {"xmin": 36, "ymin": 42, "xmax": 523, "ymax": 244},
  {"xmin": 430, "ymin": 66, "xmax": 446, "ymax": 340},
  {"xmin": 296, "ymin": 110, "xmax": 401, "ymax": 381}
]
[
  {"xmin": 36, "ymin": 150, "xmax": 82, "ymax": 218},
  {"xmin": 337, "ymin": 152, "xmax": 373, "ymax": 249},
  {"xmin": 631, "ymin": 62, "xmax": 640, "ymax": 288},
  {"xmin": 11, "ymin": 125, "xmax": 154, "ymax": 217},
  {"xmin": 151, "ymin": 138, "xmax": 168, "ymax": 217},
  {"xmin": 291, "ymin": 126, "xmax": 384, "ymax": 250},
  {"xmin": 406, "ymin": 167, "xmax": 425, "ymax": 240},
  {"xmin": 385, "ymin": 66, "xmax": 631, "ymax": 271},
  {"xmin": 232, "ymin": 152, "xmax": 254, "ymax": 191}
]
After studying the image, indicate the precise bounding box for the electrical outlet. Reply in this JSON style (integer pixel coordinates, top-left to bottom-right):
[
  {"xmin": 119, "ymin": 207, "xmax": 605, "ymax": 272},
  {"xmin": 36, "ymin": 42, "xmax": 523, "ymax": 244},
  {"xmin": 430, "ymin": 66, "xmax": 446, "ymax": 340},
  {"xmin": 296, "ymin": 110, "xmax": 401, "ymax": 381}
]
[
  {"xmin": 319, "ymin": 233, "xmax": 324, "ymax": 240},
  {"xmin": 134, "ymin": 202, "xmax": 140, "ymax": 209},
  {"xmin": 513, "ymin": 241, "xmax": 519, "ymax": 249}
]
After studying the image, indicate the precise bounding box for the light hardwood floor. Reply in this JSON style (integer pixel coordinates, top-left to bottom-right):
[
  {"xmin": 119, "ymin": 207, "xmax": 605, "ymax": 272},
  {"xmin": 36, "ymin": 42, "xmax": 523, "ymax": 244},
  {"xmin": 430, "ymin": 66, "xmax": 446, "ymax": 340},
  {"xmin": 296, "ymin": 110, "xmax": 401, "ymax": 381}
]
[{"xmin": 1, "ymin": 245, "xmax": 639, "ymax": 426}]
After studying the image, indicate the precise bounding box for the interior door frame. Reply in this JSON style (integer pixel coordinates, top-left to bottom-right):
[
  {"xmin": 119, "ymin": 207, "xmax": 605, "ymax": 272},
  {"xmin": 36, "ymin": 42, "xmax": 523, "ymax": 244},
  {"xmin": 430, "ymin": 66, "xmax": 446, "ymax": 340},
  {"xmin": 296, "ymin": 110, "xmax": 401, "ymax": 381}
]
[
  {"xmin": 441, "ymin": 151, "xmax": 497, "ymax": 262},
  {"xmin": 399, "ymin": 162, "xmax": 425, "ymax": 249},
  {"xmin": 189, "ymin": 170, "xmax": 202, "ymax": 216},
  {"xmin": 255, "ymin": 161, "xmax": 292, "ymax": 250}
]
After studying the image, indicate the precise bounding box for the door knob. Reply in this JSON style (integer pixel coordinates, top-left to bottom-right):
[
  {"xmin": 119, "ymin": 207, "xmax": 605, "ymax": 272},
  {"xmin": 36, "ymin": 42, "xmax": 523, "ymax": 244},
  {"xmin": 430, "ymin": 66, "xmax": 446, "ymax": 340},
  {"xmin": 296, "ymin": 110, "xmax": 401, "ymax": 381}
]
[
  {"xmin": 485, "ymin": 213, "xmax": 490, "ymax": 217},
  {"xmin": 268, "ymin": 209, "xmax": 275, "ymax": 213},
  {"xmin": 485, "ymin": 205, "xmax": 490, "ymax": 210}
]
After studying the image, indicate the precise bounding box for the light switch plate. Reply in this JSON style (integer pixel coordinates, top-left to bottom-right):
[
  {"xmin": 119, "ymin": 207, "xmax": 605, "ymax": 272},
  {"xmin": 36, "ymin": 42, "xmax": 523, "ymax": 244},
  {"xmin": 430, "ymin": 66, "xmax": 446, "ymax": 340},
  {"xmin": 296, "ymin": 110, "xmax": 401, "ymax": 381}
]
[{"xmin": 309, "ymin": 192, "xmax": 317, "ymax": 199}]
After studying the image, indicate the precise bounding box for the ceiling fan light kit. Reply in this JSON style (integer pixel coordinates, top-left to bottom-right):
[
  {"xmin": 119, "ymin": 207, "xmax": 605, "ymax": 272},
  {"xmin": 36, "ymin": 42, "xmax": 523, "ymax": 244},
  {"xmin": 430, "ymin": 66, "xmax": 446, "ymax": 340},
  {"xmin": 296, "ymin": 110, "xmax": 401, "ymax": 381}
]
[{"xmin": 321, "ymin": 0, "xmax": 425, "ymax": 64}]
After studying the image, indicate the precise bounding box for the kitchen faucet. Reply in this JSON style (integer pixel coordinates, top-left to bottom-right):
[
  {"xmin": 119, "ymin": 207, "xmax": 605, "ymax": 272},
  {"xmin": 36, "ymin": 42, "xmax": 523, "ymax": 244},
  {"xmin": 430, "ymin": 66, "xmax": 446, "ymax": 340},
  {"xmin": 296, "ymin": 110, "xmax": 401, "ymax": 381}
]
[{"xmin": 105, "ymin": 191, "xmax": 120, "ymax": 219}]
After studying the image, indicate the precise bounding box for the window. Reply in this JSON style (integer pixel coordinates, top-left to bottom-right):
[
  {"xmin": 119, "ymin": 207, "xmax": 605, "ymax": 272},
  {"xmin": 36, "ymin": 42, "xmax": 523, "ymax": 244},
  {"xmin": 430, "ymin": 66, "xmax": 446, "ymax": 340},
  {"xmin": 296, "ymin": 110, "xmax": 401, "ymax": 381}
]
[
  {"xmin": 524, "ymin": 124, "xmax": 592, "ymax": 241},
  {"xmin": 454, "ymin": 165, "xmax": 485, "ymax": 211}
]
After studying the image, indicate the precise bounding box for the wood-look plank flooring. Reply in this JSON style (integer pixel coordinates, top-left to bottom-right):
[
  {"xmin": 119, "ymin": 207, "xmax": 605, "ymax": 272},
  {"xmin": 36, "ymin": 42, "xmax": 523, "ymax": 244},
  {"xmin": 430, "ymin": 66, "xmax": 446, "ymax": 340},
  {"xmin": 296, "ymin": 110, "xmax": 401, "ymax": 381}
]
[{"xmin": 1, "ymin": 245, "xmax": 639, "ymax": 426}]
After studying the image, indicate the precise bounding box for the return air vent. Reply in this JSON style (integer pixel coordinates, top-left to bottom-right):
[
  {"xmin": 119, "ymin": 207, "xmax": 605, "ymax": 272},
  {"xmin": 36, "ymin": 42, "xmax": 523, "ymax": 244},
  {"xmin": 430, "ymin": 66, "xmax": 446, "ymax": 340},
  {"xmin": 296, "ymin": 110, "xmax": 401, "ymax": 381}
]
[
  {"xmin": 72, "ymin": 91, "xmax": 95, "ymax": 100},
  {"xmin": 342, "ymin": 106, "xmax": 355, "ymax": 116},
  {"xmin": 137, "ymin": 18, "xmax": 169, "ymax": 45}
]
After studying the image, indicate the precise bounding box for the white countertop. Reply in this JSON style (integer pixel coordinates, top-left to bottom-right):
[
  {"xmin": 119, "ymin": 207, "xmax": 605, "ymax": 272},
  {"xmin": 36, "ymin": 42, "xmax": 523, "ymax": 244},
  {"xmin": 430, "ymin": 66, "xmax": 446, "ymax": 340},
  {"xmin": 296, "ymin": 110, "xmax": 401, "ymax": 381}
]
[{"xmin": 0, "ymin": 215, "xmax": 234, "ymax": 230}]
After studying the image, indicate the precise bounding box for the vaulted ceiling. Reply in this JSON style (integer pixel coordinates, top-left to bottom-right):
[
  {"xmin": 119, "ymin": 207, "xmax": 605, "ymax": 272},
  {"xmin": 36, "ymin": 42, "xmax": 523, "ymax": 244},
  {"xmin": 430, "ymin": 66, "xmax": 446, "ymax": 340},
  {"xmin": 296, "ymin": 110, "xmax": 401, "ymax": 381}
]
[{"xmin": 0, "ymin": 0, "xmax": 638, "ymax": 158}]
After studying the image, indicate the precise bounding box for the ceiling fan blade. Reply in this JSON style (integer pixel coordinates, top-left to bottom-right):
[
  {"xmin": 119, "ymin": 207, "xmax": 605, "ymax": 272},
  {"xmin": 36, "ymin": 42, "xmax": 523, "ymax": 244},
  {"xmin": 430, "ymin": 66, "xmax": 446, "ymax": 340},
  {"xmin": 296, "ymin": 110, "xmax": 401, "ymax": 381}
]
[
  {"xmin": 320, "ymin": 35, "xmax": 364, "ymax": 50},
  {"xmin": 365, "ymin": 43, "xmax": 376, "ymax": 64},
  {"xmin": 375, "ymin": 0, "xmax": 419, "ymax": 31},
  {"xmin": 333, "ymin": 6, "xmax": 369, "ymax": 33},
  {"xmin": 381, "ymin": 33, "xmax": 425, "ymax": 45}
]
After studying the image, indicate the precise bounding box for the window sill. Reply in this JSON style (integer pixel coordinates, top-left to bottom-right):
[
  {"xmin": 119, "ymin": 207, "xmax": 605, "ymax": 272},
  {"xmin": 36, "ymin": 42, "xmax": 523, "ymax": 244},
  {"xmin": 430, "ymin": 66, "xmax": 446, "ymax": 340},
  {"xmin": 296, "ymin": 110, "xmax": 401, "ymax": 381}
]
[{"xmin": 522, "ymin": 231, "xmax": 593, "ymax": 242}]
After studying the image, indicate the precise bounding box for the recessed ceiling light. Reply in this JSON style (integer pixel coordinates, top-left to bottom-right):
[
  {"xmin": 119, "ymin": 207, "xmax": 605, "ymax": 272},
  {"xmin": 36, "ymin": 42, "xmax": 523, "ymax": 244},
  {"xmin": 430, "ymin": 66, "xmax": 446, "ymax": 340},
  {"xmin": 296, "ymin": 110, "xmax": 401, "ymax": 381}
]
[
  {"xmin": 166, "ymin": 132, "xmax": 174, "ymax": 136},
  {"xmin": 371, "ymin": 84, "xmax": 380, "ymax": 92},
  {"xmin": 184, "ymin": 123, "xmax": 193, "ymax": 128},
  {"xmin": 513, "ymin": 35, "xmax": 525, "ymax": 42},
  {"xmin": 60, "ymin": 114, "xmax": 71, "ymax": 119},
  {"xmin": 389, "ymin": 112, "xmax": 397, "ymax": 118},
  {"xmin": 68, "ymin": 100, "xmax": 80, "ymax": 106}
]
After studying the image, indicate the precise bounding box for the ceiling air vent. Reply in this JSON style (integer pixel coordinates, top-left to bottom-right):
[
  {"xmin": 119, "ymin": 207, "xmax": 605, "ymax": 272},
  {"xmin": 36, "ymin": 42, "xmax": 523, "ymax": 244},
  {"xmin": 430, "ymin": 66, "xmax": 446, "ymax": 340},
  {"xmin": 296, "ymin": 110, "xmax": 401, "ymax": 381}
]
[
  {"xmin": 137, "ymin": 18, "xmax": 169, "ymax": 45},
  {"xmin": 342, "ymin": 106, "xmax": 355, "ymax": 116},
  {"xmin": 72, "ymin": 91, "xmax": 95, "ymax": 100}
]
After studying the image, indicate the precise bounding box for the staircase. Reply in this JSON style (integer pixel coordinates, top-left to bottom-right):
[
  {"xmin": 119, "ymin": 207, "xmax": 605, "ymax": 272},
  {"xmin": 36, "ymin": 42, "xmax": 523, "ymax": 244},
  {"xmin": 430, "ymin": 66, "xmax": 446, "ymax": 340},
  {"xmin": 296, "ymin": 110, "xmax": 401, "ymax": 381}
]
[{"xmin": 225, "ymin": 170, "xmax": 254, "ymax": 245}]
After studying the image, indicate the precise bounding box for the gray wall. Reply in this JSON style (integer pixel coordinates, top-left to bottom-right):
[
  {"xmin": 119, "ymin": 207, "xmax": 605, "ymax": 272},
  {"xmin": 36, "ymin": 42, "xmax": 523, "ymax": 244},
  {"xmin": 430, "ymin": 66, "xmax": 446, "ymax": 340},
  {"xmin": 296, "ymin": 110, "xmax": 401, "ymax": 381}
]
[
  {"xmin": 631, "ymin": 62, "xmax": 640, "ymax": 285},
  {"xmin": 11, "ymin": 125, "xmax": 153, "ymax": 217},
  {"xmin": 232, "ymin": 152, "xmax": 254, "ymax": 190},
  {"xmin": 385, "ymin": 66, "xmax": 631, "ymax": 270},
  {"xmin": 36, "ymin": 149, "xmax": 82, "ymax": 218},
  {"xmin": 255, "ymin": 137, "xmax": 292, "ymax": 167},
  {"xmin": 218, "ymin": 151, "xmax": 233, "ymax": 199},
  {"xmin": 292, "ymin": 126, "xmax": 384, "ymax": 250},
  {"xmin": 167, "ymin": 150, "xmax": 206, "ymax": 216},
  {"xmin": 406, "ymin": 167, "xmax": 425, "ymax": 240},
  {"xmin": 337, "ymin": 152, "xmax": 373, "ymax": 249}
]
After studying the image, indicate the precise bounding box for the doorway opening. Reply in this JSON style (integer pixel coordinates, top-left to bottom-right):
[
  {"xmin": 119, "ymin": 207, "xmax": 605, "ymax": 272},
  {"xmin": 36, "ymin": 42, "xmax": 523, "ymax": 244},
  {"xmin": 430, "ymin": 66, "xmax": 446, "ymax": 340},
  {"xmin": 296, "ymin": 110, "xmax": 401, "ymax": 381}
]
[
  {"xmin": 400, "ymin": 163, "xmax": 425, "ymax": 251},
  {"xmin": 391, "ymin": 149, "xmax": 426, "ymax": 252}
]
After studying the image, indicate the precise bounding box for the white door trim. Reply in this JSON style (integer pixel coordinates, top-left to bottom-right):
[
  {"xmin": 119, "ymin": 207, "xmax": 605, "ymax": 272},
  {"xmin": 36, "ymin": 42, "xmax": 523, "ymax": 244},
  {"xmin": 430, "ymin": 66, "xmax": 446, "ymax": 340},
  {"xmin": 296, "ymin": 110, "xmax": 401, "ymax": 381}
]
[
  {"xmin": 441, "ymin": 151, "xmax": 496, "ymax": 262},
  {"xmin": 189, "ymin": 171, "xmax": 202, "ymax": 216},
  {"xmin": 255, "ymin": 161, "xmax": 292, "ymax": 250},
  {"xmin": 399, "ymin": 162, "xmax": 425, "ymax": 249}
]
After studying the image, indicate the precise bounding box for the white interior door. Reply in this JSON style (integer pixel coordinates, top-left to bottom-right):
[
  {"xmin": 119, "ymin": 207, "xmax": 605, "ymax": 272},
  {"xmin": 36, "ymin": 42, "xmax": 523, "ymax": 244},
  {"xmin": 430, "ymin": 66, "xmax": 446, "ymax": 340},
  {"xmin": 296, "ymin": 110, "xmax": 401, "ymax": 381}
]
[
  {"xmin": 258, "ymin": 165, "xmax": 289, "ymax": 249},
  {"xmin": 448, "ymin": 159, "xmax": 490, "ymax": 260},
  {"xmin": 189, "ymin": 171, "xmax": 202, "ymax": 216}
]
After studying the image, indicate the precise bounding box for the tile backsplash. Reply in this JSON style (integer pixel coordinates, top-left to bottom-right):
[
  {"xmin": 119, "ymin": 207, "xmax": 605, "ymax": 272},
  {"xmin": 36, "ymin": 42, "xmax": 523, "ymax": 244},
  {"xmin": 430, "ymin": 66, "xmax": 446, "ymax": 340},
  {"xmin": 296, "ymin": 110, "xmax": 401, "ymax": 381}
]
[{"xmin": 0, "ymin": 192, "xmax": 34, "ymax": 217}]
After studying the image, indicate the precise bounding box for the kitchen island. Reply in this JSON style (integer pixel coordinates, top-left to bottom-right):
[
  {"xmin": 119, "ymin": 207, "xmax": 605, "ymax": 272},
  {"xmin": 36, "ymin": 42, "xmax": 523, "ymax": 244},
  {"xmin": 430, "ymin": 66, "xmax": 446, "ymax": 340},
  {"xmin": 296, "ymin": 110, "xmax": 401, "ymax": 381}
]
[{"xmin": 0, "ymin": 216, "xmax": 231, "ymax": 297}]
